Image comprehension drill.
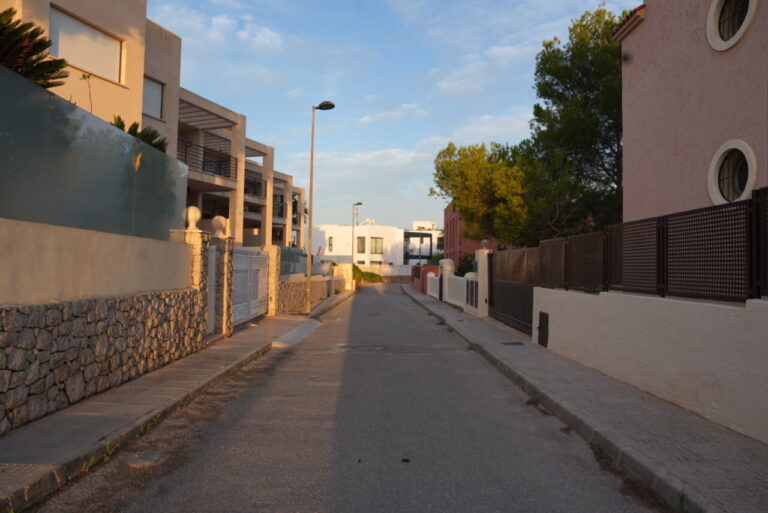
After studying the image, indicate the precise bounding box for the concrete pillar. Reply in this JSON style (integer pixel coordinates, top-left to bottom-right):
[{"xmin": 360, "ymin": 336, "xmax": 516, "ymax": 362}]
[
  {"xmin": 439, "ymin": 258, "xmax": 454, "ymax": 302},
  {"xmin": 266, "ymin": 245, "xmax": 280, "ymax": 316},
  {"xmin": 475, "ymin": 249, "xmax": 490, "ymax": 317},
  {"xmin": 263, "ymin": 150, "xmax": 275, "ymax": 247},
  {"xmin": 211, "ymin": 235, "xmax": 234, "ymax": 336},
  {"xmin": 296, "ymin": 188, "xmax": 306, "ymax": 249},
  {"xmin": 283, "ymin": 177, "xmax": 293, "ymax": 246},
  {"xmin": 229, "ymin": 114, "xmax": 247, "ymax": 245}
]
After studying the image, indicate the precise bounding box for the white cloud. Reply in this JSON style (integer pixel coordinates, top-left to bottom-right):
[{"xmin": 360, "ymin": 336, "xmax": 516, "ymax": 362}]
[
  {"xmin": 237, "ymin": 24, "xmax": 283, "ymax": 49},
  {"xmin": 451, "ymin": 108, "xmax": 533, "ymax": 145},
  {"xmin": 358, "ymin": 103, "xmax": 423, "ymax": 125},
  {"xmin": 285, "ymin": 87, "xmax": 304, "ymax": 97}
]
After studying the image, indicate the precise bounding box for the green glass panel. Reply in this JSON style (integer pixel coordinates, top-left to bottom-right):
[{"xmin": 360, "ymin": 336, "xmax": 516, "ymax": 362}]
[{"xmin": 0, "ymin": 66, "xmax": 187, "ymax": 240}]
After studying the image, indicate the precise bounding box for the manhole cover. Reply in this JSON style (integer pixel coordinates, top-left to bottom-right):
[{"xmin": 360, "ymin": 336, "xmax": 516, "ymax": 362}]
[
  {"xmin": 331, "ymin": 345, "xmax": 388, "ymax": 353},
  {"xmin": 501, "ymin": 342, "xmax": 525, "ymax": 346}
]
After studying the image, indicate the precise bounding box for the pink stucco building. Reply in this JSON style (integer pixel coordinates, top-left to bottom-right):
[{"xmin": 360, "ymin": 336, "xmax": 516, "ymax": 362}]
[{"xmin": 616, "ymin": 0, "xmax": 767, "ymax": 221}]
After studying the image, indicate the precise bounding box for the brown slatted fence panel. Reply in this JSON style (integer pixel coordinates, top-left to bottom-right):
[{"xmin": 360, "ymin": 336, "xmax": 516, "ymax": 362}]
[
  {"xmin": 540, "ymin": 238, "xmax": 567, "ymax": 289},
  {"xmin": 666, "ymin": 201, "xmax": 750, "ymax": 301},
  {"xmin": 567, "ymin": 232, "xmax": 605, "ymax": 293}
]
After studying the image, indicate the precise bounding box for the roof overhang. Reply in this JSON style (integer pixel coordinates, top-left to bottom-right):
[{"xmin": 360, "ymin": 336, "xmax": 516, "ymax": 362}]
[
  {"xmin": 245, "ymin": 138, "xmax": 272, "ymax": 158},
  {"xmin": 613, "ymin": 4, "xmax": 646, "ymax": 43},
  {"xmin": 179, "ymin": 88, "xmax": 239, "ymax": 130}
]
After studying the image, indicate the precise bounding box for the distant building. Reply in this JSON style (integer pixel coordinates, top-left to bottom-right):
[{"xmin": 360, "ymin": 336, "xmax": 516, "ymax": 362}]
[
  {"xmin": 616, "ymin": 0, "xmax": 767, "ymax": 221},
  {"xmin": 313, "ymin": 220, "xmax": 443, "ymax": 267},
  {"xmin": 443, "ymin": 202, "xmax": 498, "ymax": 262},
  {"xmin": 313, "ymin": 224, "xmax": 405, "ymax": 266},
  {"xmin": 405, "ymin": 221, "xmax": 443, "ymax": 265}
]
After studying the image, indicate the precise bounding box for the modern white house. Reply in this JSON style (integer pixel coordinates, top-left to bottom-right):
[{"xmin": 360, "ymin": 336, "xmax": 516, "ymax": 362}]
[
  {"xmin": 313, "ymin": 223, "xmax": 405, "ymax": 267},
  {"xmin": 313, "ymin": 219, "xmax": 443, "ymax": 271}
]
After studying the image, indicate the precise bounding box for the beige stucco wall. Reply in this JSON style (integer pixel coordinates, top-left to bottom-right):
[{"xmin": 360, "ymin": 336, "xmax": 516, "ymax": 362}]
[
  {"xmin": 5, "ymin": 0, "xmax": 148, "ymax": 127},
  {"xmin": 142, "ymin": 19, "xmax": 181, "ymax": 156},
  {"xmin": 0, "ymin": 218, "xmax": 191, "ymax": 305},
  {"xmin": 533, "ymin": 287, "xmax": 768, "ymax": 444},
  {"xmin": 622, "ymin": 0, "xmax": 768, "ymax": 221}
]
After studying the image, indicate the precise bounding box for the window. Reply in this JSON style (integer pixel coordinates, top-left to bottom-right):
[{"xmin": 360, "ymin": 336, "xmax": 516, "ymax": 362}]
[
  {"xmin": 49, "ymin": 8, "xmax": 123, "ymax": 82},
  {"xmin": 707, "ymin": 140, "xmax": 757, "ymax": 204},
  {"xmin": 371, "ymin": 237, "xmax": 384, "ymax": 254},
  {"xmin": 328, "ymin": 236, "xmax": 333, "ymax": 252},
  {"xmin": 707, "ymin": 0, "xmax": 756, "ymax": 51},
  {"xmin": 143, "ymin": 77, "xmax": 163, "ymax": 119},
  {"xmin": 718, "ymin": 150, "xmax": 748, "ymax": 201},
  {"xmin": 357, "ymin": 236, "xmax": 366, "ymax": 254}
]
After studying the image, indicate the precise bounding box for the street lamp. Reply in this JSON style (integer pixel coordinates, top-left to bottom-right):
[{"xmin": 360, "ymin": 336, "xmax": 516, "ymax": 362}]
[
  {"xmin": 305, "ymin": 100, "xmax": 335, "ymax": 314},
  {"xmin": 351, "ymin": 202, "xmax": 363, "ymax": 268}
]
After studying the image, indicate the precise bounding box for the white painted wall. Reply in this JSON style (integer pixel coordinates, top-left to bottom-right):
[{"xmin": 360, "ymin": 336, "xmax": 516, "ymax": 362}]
[
  {"xmin": 533, "ymin": 287, "xmax": 768, "ymax": 444},
  {"xmin": 313, "ymin": 224, "xmax": 405, "ymax": 266},
  {"xmin": 0, "ymin": 218, "xmax": 191, "ymax": 305}
]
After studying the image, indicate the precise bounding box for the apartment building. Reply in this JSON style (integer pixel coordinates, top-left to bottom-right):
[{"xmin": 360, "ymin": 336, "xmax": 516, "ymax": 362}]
[{"xmin": 3, "ymin": 0, "xmax": 305, "ymax": 247}]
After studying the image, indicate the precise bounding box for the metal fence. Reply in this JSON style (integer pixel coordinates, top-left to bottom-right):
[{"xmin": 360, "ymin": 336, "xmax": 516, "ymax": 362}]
[
  {"xmin": 490, "ymin": 187, "xmax": 768, "ymax": 303},
  {"xmin": 177, "ymin": 140, "xmax": 238, "ymax": 180}
]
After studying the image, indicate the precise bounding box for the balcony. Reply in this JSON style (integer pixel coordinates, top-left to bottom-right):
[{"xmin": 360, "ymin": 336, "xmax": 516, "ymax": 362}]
[
  {"xmin": 177, "ymin": 140, "xmax": 237, "ymax": 180},
  {"xmin": 273, "ymin": 202, "xmax": 286, "ymax": 218},
  {"xmin": 245, "ymin": 178, "xmax": 265, "ymax": 198}
]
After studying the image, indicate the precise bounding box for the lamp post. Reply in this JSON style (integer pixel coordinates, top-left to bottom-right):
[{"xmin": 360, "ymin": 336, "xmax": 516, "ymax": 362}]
[
  {"xmin": 305, "ymin": 100, "xmax": 335, "ymax": 314},
  {"xmin": 351, "ymin": 202, "xmax": 363, "ymax": 268}
]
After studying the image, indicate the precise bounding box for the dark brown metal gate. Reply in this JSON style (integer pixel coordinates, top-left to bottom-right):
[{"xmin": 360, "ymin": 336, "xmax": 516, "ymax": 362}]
[{"xmin": 489, "ymin": 248, "xmax": 539, "ymax": 334}]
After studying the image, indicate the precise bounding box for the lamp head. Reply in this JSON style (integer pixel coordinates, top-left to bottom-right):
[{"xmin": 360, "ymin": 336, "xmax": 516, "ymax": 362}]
[
  {"xmin": 354, "ymin": 202, "xmax": 363, "ymax": 206},
  {"xmin": 316, "ymin": 101, "xmax": 335, "ymax": 111}
]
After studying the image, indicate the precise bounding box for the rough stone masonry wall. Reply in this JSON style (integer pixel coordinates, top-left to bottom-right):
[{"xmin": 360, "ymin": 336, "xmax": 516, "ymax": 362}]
[
  {"xmin": 0, "ymin": 289, "xmax": 207, "ymax": 434},
  {"xmin": 277, "ymin": 277, "xmax": 345, "ymax": 314}
]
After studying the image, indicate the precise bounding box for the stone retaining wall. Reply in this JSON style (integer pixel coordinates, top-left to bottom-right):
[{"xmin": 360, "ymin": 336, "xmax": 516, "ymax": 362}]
[
  {"xmin": 277, "ymin": 277, "xmax": 344, "ymax": 314},
  {"xmin": 0, "ymin": 288, "xmax": 207, "ymax": 434}
]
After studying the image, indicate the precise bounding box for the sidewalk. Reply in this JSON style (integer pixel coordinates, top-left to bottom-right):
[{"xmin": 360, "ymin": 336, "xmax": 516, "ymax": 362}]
[
  {"xmin": 0, "ymin": 314, "xmax": 312, "ymax": 512},
  {"xmin": 402, "ymin": 285, "xmax": 768, "ymax": 513}
]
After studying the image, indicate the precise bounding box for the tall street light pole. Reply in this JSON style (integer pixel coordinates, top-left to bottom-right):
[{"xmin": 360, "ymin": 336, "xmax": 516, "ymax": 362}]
[
  {"xmin": 305, "ymin": 100, "xmax": 335, "ymax": 314},
  {"xmin": 351, "ymin": 201, "xmax": 362, "ymax": 269}
]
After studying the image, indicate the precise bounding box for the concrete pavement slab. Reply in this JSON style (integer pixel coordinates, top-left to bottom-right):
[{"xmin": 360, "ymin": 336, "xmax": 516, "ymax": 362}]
[
  {"xmin": 402, "ymin": 284, "xmax": 768, "ymax": 513},
  {"xmin": 0, "ymin": 314, "xmax": 310, "ymax": 512}
]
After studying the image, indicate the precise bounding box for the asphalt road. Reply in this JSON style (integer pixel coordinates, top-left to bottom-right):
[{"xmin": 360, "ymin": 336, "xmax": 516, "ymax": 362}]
[{"xmin": 38, "ymin": 284, "xmax": 658, "ymax": 513}]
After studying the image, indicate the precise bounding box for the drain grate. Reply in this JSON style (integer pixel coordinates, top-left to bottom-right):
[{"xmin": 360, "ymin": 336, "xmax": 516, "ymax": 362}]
[
  {"xmin": 501, "ymin": 341, "xmax": 525, "ymax": 346},
  {"xmin": 331, "ymin": 345, "xmax": 388, "ymax": 353}
]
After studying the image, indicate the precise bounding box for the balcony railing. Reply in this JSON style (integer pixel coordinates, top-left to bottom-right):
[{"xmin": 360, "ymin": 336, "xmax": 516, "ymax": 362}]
[
  {"xmin": 273, "ymin": 202, "xmax": 285, "ymax": 218},
  {"xmin": 244, "ymin": 178, "xmax": 265, "ymax": 198},
  {"xmin": 177, "ymin": 140, "xmax": 237, "ymax": 180}
]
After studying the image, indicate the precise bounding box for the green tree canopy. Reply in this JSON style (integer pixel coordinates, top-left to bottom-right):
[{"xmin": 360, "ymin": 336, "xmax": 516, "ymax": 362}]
[
  {"xmin": 0, "ymin": 7, "xmax": 68, "ymax": 88},
  {"xmin": 430, "ymin": 6, "xmax": 623, "ymax": 246}
]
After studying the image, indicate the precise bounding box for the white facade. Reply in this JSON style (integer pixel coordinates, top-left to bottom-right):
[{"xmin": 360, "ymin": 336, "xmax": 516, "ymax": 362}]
[{"xmin": 313, "ymin": 224, "xmax": 405, "ymax": 267}]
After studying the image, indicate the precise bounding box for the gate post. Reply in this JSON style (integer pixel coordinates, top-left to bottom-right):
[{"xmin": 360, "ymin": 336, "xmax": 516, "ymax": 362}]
[
  {"xmin": 475, "ymin": 249, "xmax": 490, "ymax": 317},
  {"xmin": 266, "ymin": 245, "xmax": 281, "ymax": 316},
  {"xmin": 439, "ymin": 259, "xmax": 455, "ymax": 302},
  {"xmin": 210, "ymin": 235, "xmax": 234, "ymax": 337}
]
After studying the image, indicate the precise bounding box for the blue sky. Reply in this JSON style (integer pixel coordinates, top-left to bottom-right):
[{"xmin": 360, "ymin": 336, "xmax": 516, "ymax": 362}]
[{"xmin": 148, "ymin": 0, "xmax": 638, "ymax": 229}]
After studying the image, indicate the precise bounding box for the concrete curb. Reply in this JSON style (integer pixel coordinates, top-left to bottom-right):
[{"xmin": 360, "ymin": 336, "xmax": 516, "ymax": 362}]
[
  {"xmin": 309, "ymin": 289, "xmax": 356, "ymax": 319},
  {"xmin": 0, "ymin": 318, "xmax": 321, "ymax": 513},
  {"xmin": 400, "ymin": 284, "xmax": 725, "ymax": 513}
]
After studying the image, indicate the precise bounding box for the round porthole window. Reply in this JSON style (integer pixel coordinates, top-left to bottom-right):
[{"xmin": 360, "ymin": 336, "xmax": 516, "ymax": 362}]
[
  {"xmin": 707, "ymin": 140, "xmax": 757, "ymax": 204},
  {"xmin": 707, "ymin": 0, "xmax": 758, "ymax": 51}
]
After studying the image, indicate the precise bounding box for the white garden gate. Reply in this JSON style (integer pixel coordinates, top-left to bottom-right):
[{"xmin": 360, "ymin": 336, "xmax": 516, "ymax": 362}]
[{"xmin": 233, "ymin": 248, "xmax": 269, "ymax": 325}]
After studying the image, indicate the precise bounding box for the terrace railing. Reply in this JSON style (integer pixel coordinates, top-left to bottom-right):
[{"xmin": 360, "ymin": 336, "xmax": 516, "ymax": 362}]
[
  {"xmin": 177, "ymin": 140, "xmax": 238, "ymax": 180},
  {"xmin": 244, "ymin": 178, "xmax": 265, "ymax": 198}
]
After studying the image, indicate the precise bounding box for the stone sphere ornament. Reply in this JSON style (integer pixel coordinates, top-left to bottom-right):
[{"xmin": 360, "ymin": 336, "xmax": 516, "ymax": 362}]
[
  {"xmin": 212, "ymin": 216, "xmax": 227, "ymax": 237},
  {"xmin": 183, "ymin": 206, "xmax": 202, "ymax": 231}
]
